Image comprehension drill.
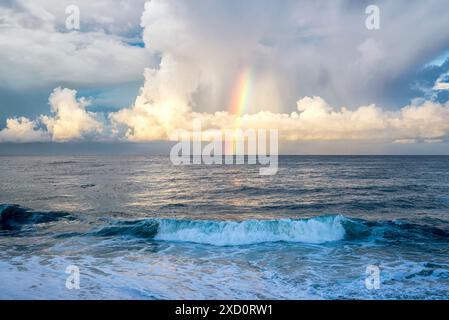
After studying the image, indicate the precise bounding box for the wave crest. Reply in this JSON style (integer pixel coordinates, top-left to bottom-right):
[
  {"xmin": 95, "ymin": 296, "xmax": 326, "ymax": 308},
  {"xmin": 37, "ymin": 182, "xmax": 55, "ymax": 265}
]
[
  {"xmin": 94, "ymin": 215, "xmax": 346, "ymax": 246},
  {"xmin": 155, "ymin": 215, "xmax": 346, "ymax": 245}
]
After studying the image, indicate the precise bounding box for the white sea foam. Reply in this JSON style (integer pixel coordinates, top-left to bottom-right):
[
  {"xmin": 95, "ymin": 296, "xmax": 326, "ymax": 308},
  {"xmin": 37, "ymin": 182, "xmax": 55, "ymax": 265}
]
[{"xmin": 154, "ymin": 215, "xmax": 346, "ymax": 246}]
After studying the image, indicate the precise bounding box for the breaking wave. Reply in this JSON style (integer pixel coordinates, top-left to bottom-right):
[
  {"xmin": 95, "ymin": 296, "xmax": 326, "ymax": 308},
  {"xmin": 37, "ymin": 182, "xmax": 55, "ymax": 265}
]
[
  {"xmin": 2, "ymin": 204, "xmax": 448, "ymax": 246},
  {"xmin": 94, "ymin": 215, "xmax": 347, "ymax": 245},
  {"xmin": 93, "ymin": 215, "xmax": 449, "ymax": 246}
]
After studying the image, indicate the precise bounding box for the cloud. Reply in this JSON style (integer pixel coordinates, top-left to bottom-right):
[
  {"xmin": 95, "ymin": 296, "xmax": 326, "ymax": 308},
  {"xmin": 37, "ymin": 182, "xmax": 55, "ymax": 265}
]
[
  {"xmin": 435, "ymin": 82, "xmax": 449, "ymax": 90},
  {"xmin": 23, "ymin": 0, "xmax": 147, "ymax": 36},
  {"xmin": 1, "ymin": 87, "xmax": 104, "ymax": 143},
  {"xmin": 137, "ymin": 0, "xmax": 449, "ymax": 112},
  {"xmin": 0, "ymin": 117, "xmax": 49, "ymax": 142},
  {"xmin": 107, "ymin": 0, "xmax": 449, "ymax": 145},
  {"xmin": 110, "ymin": 80, "xmax": 449, "ymax": 142},
  {"xmin": 2, "ymin": 84, "xmax": 449, "ymax": 144},
  {"xmin": 40, "ymin": 87, "xmax": 103, "ymax": 141},
  {"xmin": 0, "ymin": 0, "xmax": 153, "ymax": 89},
  {"xmin": 1, "ymin": 0, "xmax": 449, "ymax": 118},
  {"xmin": 433, "ymin": 73, "xmax": 449, "ymax": 91},
  {"xmin": 2, "ymin": 0, "xmax": 449, "ymax": 151}
]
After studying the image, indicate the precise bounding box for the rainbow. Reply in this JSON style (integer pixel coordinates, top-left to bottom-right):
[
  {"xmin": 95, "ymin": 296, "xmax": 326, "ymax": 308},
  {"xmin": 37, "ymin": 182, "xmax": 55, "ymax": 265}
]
[
  {"xmin": 226, "ymin": 67, "xmax": 252, "ymax": 154},
  {"xmin": 229, "ymin": 67, "xmax": 252, "ymax": 116}
]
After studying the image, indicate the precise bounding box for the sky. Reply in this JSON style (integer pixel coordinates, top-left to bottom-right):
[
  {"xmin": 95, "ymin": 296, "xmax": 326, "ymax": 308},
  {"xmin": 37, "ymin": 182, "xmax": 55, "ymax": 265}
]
[{"xmin": 1, "ymin": 0, "xmax": 449, "ymax": 154}]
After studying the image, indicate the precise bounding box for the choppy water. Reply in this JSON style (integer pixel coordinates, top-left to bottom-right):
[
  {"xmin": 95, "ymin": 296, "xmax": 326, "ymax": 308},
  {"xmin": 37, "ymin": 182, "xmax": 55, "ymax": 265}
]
[{"xmin": 0, "ymin": 155, "xmax": 448, "ymax": 299}]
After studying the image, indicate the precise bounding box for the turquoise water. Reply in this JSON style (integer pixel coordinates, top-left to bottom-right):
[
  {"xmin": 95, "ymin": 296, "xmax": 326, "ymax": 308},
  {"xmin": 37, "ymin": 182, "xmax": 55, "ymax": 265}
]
[{"xmin": 1, "ymin": 155, "xmax": 448, "ymax": 299}]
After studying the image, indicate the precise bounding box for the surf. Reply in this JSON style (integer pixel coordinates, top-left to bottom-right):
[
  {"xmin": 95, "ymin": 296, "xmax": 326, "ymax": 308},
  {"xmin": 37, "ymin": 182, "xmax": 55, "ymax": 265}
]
[{"xmin": 94, "ymin": 215, "xmax": 347, "ymax": 246}]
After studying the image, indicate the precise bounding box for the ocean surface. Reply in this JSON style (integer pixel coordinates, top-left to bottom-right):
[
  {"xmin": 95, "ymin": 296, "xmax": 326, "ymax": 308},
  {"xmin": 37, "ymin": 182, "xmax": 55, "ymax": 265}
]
[{"xmin": 0, "ymin": 155, "xmax": 448, "ymax": 299}]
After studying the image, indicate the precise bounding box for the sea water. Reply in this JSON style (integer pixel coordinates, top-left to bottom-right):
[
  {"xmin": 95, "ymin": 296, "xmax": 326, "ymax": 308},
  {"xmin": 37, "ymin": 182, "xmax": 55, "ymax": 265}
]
[{"xmin": 0, "ymin": 155, "xmax": 448, "ymax": 299}]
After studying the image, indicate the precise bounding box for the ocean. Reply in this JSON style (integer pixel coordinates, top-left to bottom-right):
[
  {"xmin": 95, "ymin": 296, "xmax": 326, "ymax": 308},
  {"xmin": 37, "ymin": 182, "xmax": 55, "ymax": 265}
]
[{"xmin": 0, "ymin": 155, "xmax": 448, "ymax": 299}]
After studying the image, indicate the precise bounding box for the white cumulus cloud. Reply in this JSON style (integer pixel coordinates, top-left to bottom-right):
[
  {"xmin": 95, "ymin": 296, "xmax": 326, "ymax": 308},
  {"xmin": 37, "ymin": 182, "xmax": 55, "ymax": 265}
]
[
  {"xmin": 0, "ymin": 117, "xmax": 49, "ymax": 142},
  {"xmin": 41, "ymin": 87, "xmax": 103, "ymax": 141}
]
